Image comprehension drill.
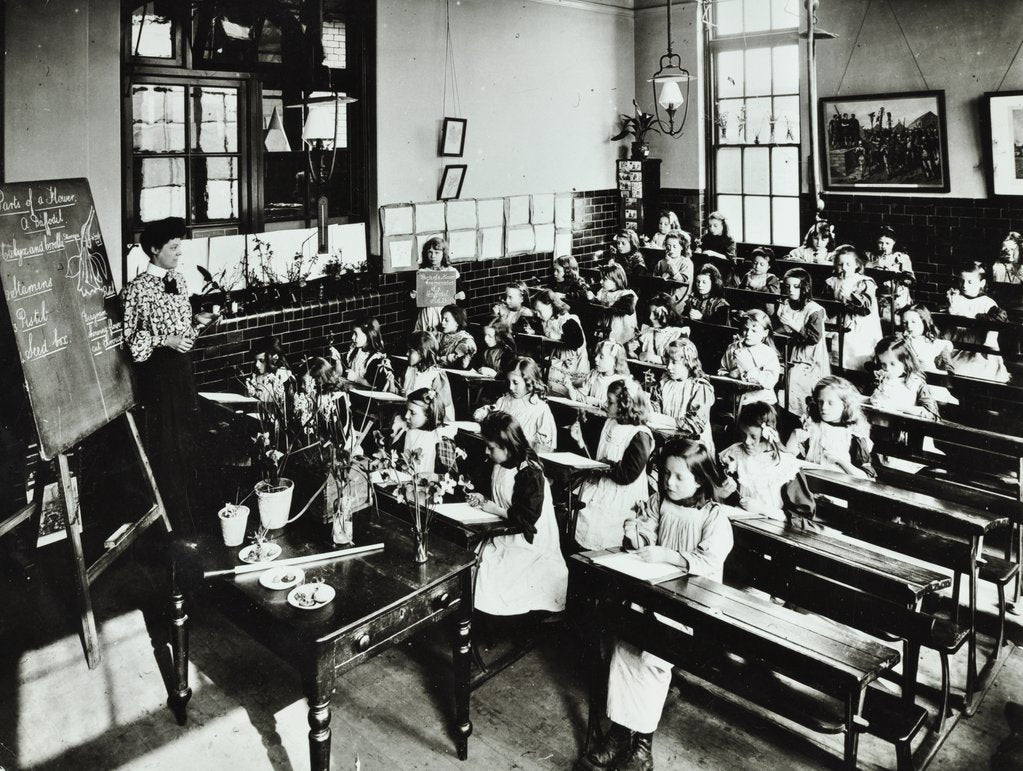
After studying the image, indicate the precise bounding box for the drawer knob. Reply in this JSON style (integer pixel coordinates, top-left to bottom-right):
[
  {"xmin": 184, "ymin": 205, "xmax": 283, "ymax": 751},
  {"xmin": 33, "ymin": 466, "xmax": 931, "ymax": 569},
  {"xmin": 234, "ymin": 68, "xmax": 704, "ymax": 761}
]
[
  {"xmin": 433, "ymin": 592, "xmax": 451, "ymax": 610},
  {"xmin": 357, "ymin": 633, "xmax": 371, "ymax": 651}
]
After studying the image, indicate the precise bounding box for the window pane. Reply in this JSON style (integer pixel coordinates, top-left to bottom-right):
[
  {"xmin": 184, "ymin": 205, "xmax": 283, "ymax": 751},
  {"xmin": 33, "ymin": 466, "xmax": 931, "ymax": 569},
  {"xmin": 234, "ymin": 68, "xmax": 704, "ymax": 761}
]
[
  {"xmin": 190, "ymin": 87, "xmax": 239, "ymax": 153},
  {"xmin": 717, "ymin": 148, "xmax": 743, "ymax": 194},
  {"xmin": 772, "ymin": 197, "xmax": 801, "ymax": 246},
  {"xmin": 744, "ymin": 49, "xmax": 771, "ymax": 97},
  {"xmin": 744, "ymin": 97, "xmax": 772, "ymax": 144},
  {"xmin": 132, "ymin": 85, "xmax": 185, "ymax": 153},
  {"xmin": 715, "ymin": 0, "xmax": 743, "ymax": 36},
  {"xmin": 138, "ymin": 157, "xmax": 186, "ymax": 222},
  {"xmin": 258, "ymin": 18, "xmax": 284, "ymax": 64},
  {"xmin": 716, "ymin": 195, "xmax": 744, "ymax": 242},
  {"xmin": 193, "ymin": 9, "xmax": 254, "ymax": 66},
  {"xmin": 744, "ymin": 0, "xmax": 771, "ymax": 33},
  {"xmin": 716, "ymin": 50, "xmax": 743, "ymax": 99},
  {"xmin": 191, "ymin": 157, "xmax": 240, "ymax": 222},
  {"xmin": 772, "ymin": 0, "xmax": 798, "ymax": 30},
  {"xmin": 772, "ymin": 147, "xmax": 800, "ymax": 196},
  {"xmin": 743, "ymin": 147, "xmax": 770, "ymax": 194},
  {"xmin": 772, "ymin": 45, "xmax": 799, "ymax": 94},
  {"xmin": 744, "ymin": 196, "xmax": 771, "ymax": 244},
  {"xmin": 131, "ymin": 3, "xmax": 174, "ymax": 59},
  {"xmin": 773, "ymin": 95, "xmax": 800, "ymax": 142},
  {"xmin": 716, "ymin": 99, "xmax": 745, "ymax": 144}
]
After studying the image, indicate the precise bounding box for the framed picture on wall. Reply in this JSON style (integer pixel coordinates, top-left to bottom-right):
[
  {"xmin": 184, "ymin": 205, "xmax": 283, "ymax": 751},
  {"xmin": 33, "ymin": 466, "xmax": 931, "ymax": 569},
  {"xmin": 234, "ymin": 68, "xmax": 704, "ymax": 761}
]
[
  {"xmin": 440, "ymin": 117, "xmax": 467, "ymax": 157},
  {"xmin": 818, "ymin": 90, "xmax": 950, "ymax": 193},
  {"xmin": 982, "ymin": 90, "xmax": 1023, "ymax": 196},
  {"xmin": 438, "ymin": 165, "xmax": 467, "ymax": 201}
]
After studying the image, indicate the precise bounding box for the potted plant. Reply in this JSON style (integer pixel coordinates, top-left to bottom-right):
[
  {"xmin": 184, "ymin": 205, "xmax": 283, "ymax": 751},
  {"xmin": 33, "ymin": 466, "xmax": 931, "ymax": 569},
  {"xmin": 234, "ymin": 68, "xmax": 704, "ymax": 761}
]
[
  {"xmin": 322, "ymin": 250, "xmax": 369, "ymax": 298},
  {"xmin": 611, "ymin": 100, "xmax": 661, "ymax": 159},
  {"xmin": 369, "ymin": 430, "xmax": 473, "ymax": 563},
  {"xmin": 249, "ymin": 371, "xmax": 299, "ymax": 530}
]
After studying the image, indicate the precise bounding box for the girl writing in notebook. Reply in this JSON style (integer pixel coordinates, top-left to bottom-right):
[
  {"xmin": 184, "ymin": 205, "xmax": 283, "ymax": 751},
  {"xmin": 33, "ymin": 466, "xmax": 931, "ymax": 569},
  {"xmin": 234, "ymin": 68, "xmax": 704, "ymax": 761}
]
[
  {"xmin": 574, "ymin": 380, "xmax": 654, "ymax": 550},
  {"xmin": 467, "ymin": 411, "xmax": 568, "ymax": 616},
  {"xmin": 575, "ymin": 438, "xmax": 734, "ymax": 771},
  {"xmin": 474, "ymin": 357, "xmax": 557, "ymax": 453}
]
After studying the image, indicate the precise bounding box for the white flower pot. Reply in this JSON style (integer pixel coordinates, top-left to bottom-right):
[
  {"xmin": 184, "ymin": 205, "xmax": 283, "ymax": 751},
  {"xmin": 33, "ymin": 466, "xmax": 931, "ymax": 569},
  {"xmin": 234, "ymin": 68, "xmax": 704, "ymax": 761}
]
[{"xmin": 255, "ymin": 478, "xmax": 295, "ymax": 530}]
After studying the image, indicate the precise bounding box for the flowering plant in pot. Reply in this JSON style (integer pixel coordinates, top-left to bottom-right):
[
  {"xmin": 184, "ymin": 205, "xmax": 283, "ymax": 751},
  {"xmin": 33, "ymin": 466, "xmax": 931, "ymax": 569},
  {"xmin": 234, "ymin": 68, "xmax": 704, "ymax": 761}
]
[
  {"xmin": 249, "ymin": 373, "xmax": 300, "ymax": 530},
  {"xmin": 611, "ymin": 100, "xmax": 661, "ymax": 159},
  {"xmin": 368, "ymin": 430, "xmax": 473, "ymax": 563}
]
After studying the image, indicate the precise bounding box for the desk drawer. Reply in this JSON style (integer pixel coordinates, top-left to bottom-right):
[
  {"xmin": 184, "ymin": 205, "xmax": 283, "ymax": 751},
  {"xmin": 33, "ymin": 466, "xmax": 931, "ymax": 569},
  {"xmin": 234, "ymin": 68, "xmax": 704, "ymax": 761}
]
[{"xmin": 334, "ymin": 577, "xmax": 462, "ymax": 669}]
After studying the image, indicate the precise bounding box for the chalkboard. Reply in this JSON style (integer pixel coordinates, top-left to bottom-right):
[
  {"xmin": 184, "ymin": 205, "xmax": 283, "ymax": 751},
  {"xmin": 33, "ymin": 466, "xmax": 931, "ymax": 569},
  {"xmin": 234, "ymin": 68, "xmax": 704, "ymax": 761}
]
[
  {"xmin": 416, "ymin": 269, "xmax": 456, "ymax": 308},
  {"xmin": 0, "ymin": 178, "xmax": 134, "ymax": 460}
]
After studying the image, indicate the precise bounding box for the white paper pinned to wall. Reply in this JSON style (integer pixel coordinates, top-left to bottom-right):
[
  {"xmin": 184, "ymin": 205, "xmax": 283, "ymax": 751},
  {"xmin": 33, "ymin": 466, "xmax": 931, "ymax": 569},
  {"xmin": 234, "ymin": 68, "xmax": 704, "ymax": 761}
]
[
  {"xmin": 381, "ymin": 205, "xmax": 414, "ymax": 235},
  {"xmin": 414, "ymin": 202, "xmax": 446, "ymax": 233},
  {"xmin": 477, "ymin": 198, "xmax": 505, "ymax": 229},
  {"xmin": 555, "ymin": 230, "xmax": 573, "ymax": 258},
  {"xmin": 534, "ymin": 223, "xmax": 555, "ymax": 253},
  {"xmin": 447, "ymin": 229, "xmax": 478, "ymax": 261},
  {"xmin": 506, "ymin": 225, "xmax": 535, "ymax": 255},
  {"xmin": 479, "ymin": 227, "xmax": 504, "ymax": 260},
  {"xmin": 507, "ymin": 195, "xmax": 530, "ymax": 226},
  {"xmin": 555, "ymin": 194, "xmax": 573, "ymax": 229},
  {"xmin": 446, "ymin": 200, "xmax": 477, "ymax": 231},
  {"xmin": 532, "ymin": 194, "xmax": 554, "ymax": 225},
  {"xmin": 384, "ymin": 237, "xmax": 415, "ymax": 270}
]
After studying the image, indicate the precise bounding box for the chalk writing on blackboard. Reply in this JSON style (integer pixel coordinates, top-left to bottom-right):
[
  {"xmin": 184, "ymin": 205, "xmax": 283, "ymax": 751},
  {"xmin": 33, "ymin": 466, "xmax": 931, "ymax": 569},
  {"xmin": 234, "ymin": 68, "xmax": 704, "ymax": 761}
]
[{"xmin": 416, "ymin": 269, "xmax": 456, "ymax": 308}]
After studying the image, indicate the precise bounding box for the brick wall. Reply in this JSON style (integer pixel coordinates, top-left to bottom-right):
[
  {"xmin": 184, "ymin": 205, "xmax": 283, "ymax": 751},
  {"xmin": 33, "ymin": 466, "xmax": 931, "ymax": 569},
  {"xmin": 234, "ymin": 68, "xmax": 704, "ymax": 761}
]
[
  {"xmin": 192, "ymin": 189, "xmax": 620, "ymax": 388},
  {"xmin": 321, "ymin": 20, "xmax": 347, "ymax": 70},
  {"xmin": 660, "ymin": 187, "xmax": 706, "ymax": 236},
  {"xmin": 804, "ymin": 193, "xmax": 1023, "ymax": 306}
]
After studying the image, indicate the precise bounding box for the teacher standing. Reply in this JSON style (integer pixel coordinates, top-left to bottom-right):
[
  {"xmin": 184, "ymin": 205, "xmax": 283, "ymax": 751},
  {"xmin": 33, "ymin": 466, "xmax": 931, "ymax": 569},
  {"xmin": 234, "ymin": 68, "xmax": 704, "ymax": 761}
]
[{"xmin": 123, "ymin": 218, "xmax": 214, "ymax": 535}]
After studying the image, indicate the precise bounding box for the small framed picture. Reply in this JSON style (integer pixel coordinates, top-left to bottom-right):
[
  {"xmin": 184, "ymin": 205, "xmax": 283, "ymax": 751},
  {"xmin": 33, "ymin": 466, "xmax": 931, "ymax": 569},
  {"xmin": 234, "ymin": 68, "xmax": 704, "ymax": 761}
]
[
  {"xmin": 439, "ymin": 164, "xmax": 467, "ymax": 201},
  {"xmin": 440, "ymin": 117, "xmax": 467, "ymax": 157},
  {"xmin": 982, "ymin": 90, "xmax": 1023, "ymax": 196}
]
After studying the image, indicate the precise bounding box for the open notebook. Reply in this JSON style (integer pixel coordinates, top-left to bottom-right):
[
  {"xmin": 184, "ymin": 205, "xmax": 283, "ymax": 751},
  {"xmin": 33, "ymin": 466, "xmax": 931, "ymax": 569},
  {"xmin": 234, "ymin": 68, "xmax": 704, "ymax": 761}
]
[
  {"xmin": 591, "ymin": 551, "xmax": 688, "ymax": 585},
  {"xmin": 432, "ymin": 502, "xmax": 502, "ymax": 525},
  {"xmin": 349, "ymin": 387, "xmax": 404, "ymax": 402},
  {"xmin": 537, "ymin": 451, "xmax": 608, "ymax": 470}
]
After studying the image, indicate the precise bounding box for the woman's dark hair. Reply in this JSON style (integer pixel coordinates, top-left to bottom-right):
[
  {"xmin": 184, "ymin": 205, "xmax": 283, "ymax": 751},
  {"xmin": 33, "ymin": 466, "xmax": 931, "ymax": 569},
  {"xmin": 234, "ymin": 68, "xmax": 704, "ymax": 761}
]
[
  {"xmin": 803, "ymin": 220, "xmax": 835, "ymax": 250},
  {"xmin": 614, "ymin": 229, "xmax": 640, "ymax": 253},
  {"xmin": 656, "ymin": 437, "xmax": 724, "ymax": 506},
  {"xmin": 599, "ymin": 263, "xmax": 629, "ymax": 291},
  {"xmin": 441, "ymin": 304, "xmax": 468, "ymax": 330},
  {"xmin": 706, "ymin": 211, "xmax": 731, "ymax": 238},
  {"xmin": 480, "ymin": 409, "xmax": 534, "ymax": 467},
  {"xmin": 695, "ymin": 263, "xmax": 725, "ymax": 297},
  {"xmin": 736, "ymin": 400, "xmax": 777, "ymax": 431},
  {"xmin": 419, "ymin": 235, "xmax": 451, "ymax": 268},
  {"xmin": 254, "ymin": 336, "xmax": 289, "ymax": 370},
  {"xmin": 406, "ymin": 331, "xmax": 438, "ymax": 370},
  {"xmin": 406, "ymin": 387, "xmax": 446, "ymax": 431},
  {"xmin": 533, "ymin": 288, "xmax": 571, "ymax": 317},
  {"xmin": 554, "ymin": 254, "xmax": 581, "ymax": 281},
  {"xmin": 781, "ymin": 267, "xmax": 813, "ymax": 301},
  {"xmin": 1000, "ymin": 232, "xmax": 1023, "ymax": 262},
  {"xmin": 648, "ymin": 291, "xmax": 680, "ymax": 327},
  {"xmin": 353, "ymin": 318, "xmax": 385, "ymax": 354},
  {"xmin": 141, "ymin": 217, "xmax": 186, "ymax": 257},
  {"xmin": 750, "ymin": 246, "xmax": 775, "ymax": 264}
]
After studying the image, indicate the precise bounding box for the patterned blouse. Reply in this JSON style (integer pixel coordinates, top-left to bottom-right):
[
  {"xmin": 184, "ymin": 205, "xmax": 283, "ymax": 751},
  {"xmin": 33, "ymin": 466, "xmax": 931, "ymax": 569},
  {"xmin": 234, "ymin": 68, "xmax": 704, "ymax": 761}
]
[{"xmin": 123, "ymin": 265, "xmax": 199, "ymax": 363}]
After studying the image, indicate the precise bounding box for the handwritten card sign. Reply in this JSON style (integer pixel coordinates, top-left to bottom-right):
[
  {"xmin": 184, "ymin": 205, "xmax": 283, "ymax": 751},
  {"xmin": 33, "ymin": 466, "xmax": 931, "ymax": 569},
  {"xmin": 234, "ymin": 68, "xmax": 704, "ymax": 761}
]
[
  {"xmin": 416, "ymin": 269, "xmax": 456, "ymax": 308},
  {"xmin": 0, "ymin": 178, "xmax": 134, "ymax": 459}
]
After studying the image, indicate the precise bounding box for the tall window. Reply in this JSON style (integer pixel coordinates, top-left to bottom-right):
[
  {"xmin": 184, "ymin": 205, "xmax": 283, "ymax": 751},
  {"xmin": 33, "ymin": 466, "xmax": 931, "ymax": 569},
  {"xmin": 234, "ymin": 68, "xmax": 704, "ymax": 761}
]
[
  {"xmin": 123, "ymin": 1, "xmax": 373, "ymax": 242},
  {"xmin": 709, "ymin": 0, "xmax": 800, "ymax": 246}
]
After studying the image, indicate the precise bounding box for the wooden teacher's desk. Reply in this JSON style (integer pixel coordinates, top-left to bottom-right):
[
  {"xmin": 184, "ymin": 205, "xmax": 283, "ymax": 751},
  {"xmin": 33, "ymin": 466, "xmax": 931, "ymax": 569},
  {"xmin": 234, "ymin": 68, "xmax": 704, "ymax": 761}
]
[{"xmin": 168, "ymin": 511, "xmax": 477, "ymax": 770}]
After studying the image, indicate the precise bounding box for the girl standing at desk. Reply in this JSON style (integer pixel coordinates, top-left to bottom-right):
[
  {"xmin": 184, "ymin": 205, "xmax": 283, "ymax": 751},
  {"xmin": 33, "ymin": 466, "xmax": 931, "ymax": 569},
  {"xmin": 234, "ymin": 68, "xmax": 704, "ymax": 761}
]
[
  {"xmin": 123, "ymin": 218, "xmax": 216, "ymax": 534},
  {"xmin": 467, "ymin": 411, "xmax": 567, "ymax": 616},
  {"xmin": 576, "ymin": 438, "xmax": 733, "ymax": 771},
  {"xmin": 412, "ymin": 236, "xmax": 465, "ymax": 333}
]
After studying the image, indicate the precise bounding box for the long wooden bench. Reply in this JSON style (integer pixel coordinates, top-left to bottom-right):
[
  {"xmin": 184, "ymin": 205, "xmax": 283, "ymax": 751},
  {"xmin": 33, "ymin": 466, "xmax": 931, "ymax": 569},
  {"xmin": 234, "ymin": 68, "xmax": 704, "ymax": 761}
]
[
  {"xmin": 569, "ymin": 552, "xmax": 924, "ymax": 770},
  {"xmin": 804, "ymin": 468, "xmax": 1015, "ymax": 714}
]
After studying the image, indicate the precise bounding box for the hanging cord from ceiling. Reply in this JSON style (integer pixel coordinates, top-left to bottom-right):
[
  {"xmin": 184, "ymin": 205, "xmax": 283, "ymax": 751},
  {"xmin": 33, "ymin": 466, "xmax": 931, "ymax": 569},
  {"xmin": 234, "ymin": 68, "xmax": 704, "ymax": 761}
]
[
  {"xmin": 884, "ymin": 0, "xmax": 930, "ymax": 90},
  {"xmin": 835, "ymin": 0, "xmax": 872, "ymax": 95},
  {"xmin": 442, "ymin": 0, "xmax": 462, "ymax": 118},
  {"xmin": 995, "ymin": 36, "xmax": 1023, "ymax": 92}
]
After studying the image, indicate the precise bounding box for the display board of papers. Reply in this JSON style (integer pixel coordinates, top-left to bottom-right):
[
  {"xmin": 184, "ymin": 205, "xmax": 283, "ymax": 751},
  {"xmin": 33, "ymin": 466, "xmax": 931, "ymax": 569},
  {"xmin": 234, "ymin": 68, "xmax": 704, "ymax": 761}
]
[{"xmin": 379, "ymin": 192, "xmax": 577, "ymax": 272}]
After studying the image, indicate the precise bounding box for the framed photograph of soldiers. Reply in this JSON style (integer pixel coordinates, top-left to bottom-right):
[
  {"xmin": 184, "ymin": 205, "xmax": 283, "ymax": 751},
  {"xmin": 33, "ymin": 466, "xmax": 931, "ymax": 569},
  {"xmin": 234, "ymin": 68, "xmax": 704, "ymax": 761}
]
[
  {"xmin": 982, "ymin": 90, "xmax": 1023, "ymax": 196},
  {"xmin": 819, "ymin": 90, "xmax": 950, "ymax": 193}
]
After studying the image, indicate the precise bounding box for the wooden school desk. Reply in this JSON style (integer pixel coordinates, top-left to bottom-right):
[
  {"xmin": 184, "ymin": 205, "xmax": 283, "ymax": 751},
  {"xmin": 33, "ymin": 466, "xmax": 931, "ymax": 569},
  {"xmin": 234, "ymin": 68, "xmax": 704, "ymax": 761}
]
[
  {"xmin": 168, "ymin": 511, "xmax": 476, "ymax": 770},
  {"xmin": 568, "ymin": 551, "xmax": 908, "ymax": 769}
]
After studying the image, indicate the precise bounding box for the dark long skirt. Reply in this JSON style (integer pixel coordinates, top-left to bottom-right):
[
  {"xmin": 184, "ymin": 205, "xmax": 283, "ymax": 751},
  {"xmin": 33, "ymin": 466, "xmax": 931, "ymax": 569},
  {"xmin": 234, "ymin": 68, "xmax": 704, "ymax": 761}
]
[{"xmin": 135, "ymin": 349, "xmax": 201, "ymax": 536}]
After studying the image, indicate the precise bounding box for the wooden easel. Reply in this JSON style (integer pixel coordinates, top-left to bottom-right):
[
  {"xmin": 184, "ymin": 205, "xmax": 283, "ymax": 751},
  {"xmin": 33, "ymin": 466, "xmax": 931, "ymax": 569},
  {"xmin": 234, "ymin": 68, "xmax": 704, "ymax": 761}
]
[{"xmin": 0, "ymin": 410, "xmax": 171, "ymax": 669}]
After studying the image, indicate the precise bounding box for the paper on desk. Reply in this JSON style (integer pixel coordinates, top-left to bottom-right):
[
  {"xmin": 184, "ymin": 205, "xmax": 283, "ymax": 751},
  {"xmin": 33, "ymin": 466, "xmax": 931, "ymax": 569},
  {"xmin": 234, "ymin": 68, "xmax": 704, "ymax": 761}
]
[
  {"xmin": 433, "ymin": 502, "xmax": 502, "ymax": 525},
  {"xmin": 538, "ymin": 451, "xmax": 608, "ymax": 470},
  {"xmin": 200, "ymin": 391, "xmax": 260, "ymax": 406},
  {"xmin": 349, "ymin": 387, "xmax": 405, "ymax": 402},
  {"xmin": 450, "ymin": 420, "xmax": 481, "ymax": 434},
  {"xmin": 591, "ymin": 551, "xmax": 688, "ymax": 585},
  {"xmin": 547, "ymin": 395, "xmax": 594, "ymax": 411}
]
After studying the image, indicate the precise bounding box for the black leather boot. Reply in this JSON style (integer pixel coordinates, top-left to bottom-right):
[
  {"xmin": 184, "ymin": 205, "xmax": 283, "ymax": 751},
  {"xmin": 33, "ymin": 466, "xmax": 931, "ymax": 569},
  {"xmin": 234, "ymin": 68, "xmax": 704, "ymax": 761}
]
[
  {"xmin": 574, "ymin": 722, "xmax": 633, "ymax": 770},
  {"xmin": 616, "ymin": 731, "xmax": 654, "ymax": 771}
]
